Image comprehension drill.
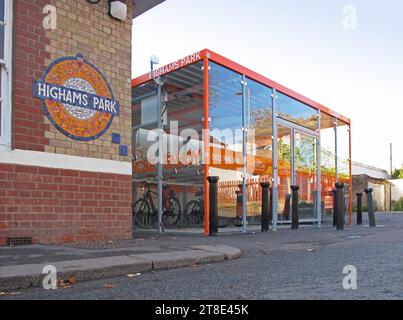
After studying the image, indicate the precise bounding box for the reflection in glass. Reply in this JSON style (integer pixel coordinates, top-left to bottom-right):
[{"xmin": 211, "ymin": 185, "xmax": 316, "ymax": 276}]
[
  {"xmin": 277, "ymin": 92, "xmax": 318, "ymax": 130},
  {"xmin": 337, "ymin": 120, "xmax": 351, "ymax": 220},
  {"xmin": 320, "ymin": 112, "xmax": 337, "ymax": 220},
  {"xmin": 294, "ymin": 132, "xmax": 318, "ymax": 221},
  {"xmin": 131, "ymin": 62, "xmax": 205, "ymax": 230},
  {"xmin": 245, "ymin": 78, "xmax": 272, "ymax": 222},
  {"xmin": 209, "ymin": 62, "xmax": 243, "ymax": 227},
  {"xmin": 277, "ymin": 125, "xmax": 292, "ymax": 221}
]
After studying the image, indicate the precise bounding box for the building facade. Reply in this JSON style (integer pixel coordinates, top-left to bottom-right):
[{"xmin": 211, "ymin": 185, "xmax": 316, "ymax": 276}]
[{"xmin": 0, "ymin": 0, "xmax": 164, "ymax": 246}]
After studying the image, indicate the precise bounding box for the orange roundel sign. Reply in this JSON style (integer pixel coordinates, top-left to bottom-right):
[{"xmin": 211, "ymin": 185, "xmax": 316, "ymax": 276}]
[{"xmin": 33, "ymin": 55, "xmax": 120, "ymax": 141}]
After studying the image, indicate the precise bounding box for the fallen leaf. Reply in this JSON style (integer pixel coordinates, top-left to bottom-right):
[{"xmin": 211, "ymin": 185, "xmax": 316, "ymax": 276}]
[
  {"xmin": 68, "ymin": 276, "xmax": 78, "ymax": 284},
  {"xmin": 127, "ymin": 274, "xmax": 136, "ymax": 278},
  {"xmin": 0, "ymin": 292, "xmax": 5, "ymax": 296},
  {"xmin": 307, "ymin": 248, "xmax": 316, "ymax": 252},
  {"xmin": 9, "ymin": 292, "xmax": 23, "ymax": 296},
  {"xmin": 104, "ymin": 284, "xmax": 116, "ymax": 289}
]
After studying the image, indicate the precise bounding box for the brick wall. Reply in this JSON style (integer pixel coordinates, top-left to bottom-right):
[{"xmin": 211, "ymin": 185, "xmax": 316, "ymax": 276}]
[
  {"xmin": 0, "ymin": 163, "xmax": 132, "ymax": 245},
  {"xmin": 12, "ymin": 0, "xmax": 51, "ymax": 151},
  {"xmin": 12, "ymin": 0, "xmax": 133, "ymax": 161},
  {"xmin": 2, "ymin": 0, "xmax": 135, "ymax": 245}
]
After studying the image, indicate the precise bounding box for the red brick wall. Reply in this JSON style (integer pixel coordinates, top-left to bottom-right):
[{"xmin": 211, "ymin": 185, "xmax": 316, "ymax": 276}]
[
  {"xmin": 0, "ymin": 163, "xmax": 132, "ymax": 245},
  {"xmin": 12, "ymin": 0, "xmax": 50, "ymax": 151}
]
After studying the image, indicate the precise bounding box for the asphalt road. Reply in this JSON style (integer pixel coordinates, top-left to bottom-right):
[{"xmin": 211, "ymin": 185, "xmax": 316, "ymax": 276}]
[{"xmin": 2, "ymin": 213, "xmax": 403, "ymax": 300}]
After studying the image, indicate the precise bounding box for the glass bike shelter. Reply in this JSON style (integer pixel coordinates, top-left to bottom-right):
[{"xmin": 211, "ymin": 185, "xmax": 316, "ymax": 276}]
[{"xmin": 132, "ymin": 49, "xmax": 352, "ymax": 235}]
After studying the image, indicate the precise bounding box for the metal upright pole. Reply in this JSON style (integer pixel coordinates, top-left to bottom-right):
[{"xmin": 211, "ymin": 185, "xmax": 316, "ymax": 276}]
[
  {"xmin": 157, "ymin": 82, "xmax": 163, "ymax": 233},
  {"xmin": 335, "ymin": 117, "xmax": 339, "ymax": 184},
  {"xmin": 317, "ymin": 111, "xmax": 322, "ymax": 227},
  {"xmin": 390, "ymin": 143, "xmax": 393, "ymax": 178},
  {"xmin": 271, "ymin": 89, "xmax": 278, "ymax": 231},
  {"xmin": 241, "ymin": 75, "xmax": 247, "ymax": 233}
]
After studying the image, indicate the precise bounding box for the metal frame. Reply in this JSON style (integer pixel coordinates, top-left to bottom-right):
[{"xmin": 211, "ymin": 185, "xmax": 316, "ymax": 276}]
[
  {"xmin": 132, "ymin": 49, "xmax": 353, "ymax": 234},
  {"xmin": 275, "ymin": 118, "xmax": 321, "ymax": 227},
  {"xmin": 241, "ymin": 75, "xmax": 247, "ymax": 233}
]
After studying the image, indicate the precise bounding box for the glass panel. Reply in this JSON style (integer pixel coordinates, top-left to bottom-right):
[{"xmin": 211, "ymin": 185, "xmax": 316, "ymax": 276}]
[
  {"xmin": 131, "ymin": 62, "xmax": 205, "ymax": 230},
  {"xmin": 277, "ymin": 125, "xmax": 292, "ymax": 221},
  {"xmin": 320, "ymin": 112, "xmax": 337, "ymax": 221},
  {"xmin": 277, "ymin": 92, "xmax": 318, "ymax": 130},
  {"xmin": 337, "ymin": 120, "xmax": 351, "ymax": 221},
  {"xmin": 132, "ymin": 81, "xmax": 159, "ymax": 230},
  {"xmin": 163, "ymin": 61, "xmax": 204, "ymax": 229},
  {"xmin": 209, "ymin": 62, "xmax": 243, "ymax": 228},
  {"xmin": 132, "ymin": 81, "xmax": 159, "ymax": 184},
  {"xmin": 295, "ymin": 131, "xmax": 318, "ymax": 221},
  {"xmin": 245, "ymin": 78, "xmax": 272, "ymax": 224}
]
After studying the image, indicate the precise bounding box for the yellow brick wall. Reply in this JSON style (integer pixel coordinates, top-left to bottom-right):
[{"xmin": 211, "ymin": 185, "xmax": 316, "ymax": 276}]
[{"xmin": 43, "ymin": 0, "xmax": 133, "ymax": 162}]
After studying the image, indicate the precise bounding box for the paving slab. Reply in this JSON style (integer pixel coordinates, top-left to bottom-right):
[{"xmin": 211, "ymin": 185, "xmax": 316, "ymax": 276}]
[
  {"xmin": 189, "ymin": 245, "xmax": 242, "ymax": 260},
  {"xmin": 132, "ymin": 250, "xmax": 225, "ymax": 270},
  {"xmin": 0, "ymin": 247, "xmax": 241, "ymax": 291},
  {"xmin": 0, "ymin": 255, "xmax": 152, "ymax": 291}
]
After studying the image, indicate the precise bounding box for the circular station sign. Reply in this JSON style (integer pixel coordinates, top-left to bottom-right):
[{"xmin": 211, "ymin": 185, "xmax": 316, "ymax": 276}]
[{"xmin": 33, "ymin": 55, "xmax": 120, "ymax": 141}]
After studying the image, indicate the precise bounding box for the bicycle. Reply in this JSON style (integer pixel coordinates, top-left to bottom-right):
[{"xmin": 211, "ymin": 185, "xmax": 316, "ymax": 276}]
[
  {"xmin": 184, "ymin": 188, "xmax": 204, "ymax": 226},
  {"xmin": 133, "ymin": 183, "xmax": 182, "ymax": 229}
]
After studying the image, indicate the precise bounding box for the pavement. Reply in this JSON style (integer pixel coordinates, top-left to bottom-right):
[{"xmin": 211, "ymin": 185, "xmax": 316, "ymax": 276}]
[
  {"xmin": 0, "ymin": 241, "xmax": 241, "ymax": 291},
  {"xmin": 0, "ymin": 212, "xmax": 402, "ymax": 300}
]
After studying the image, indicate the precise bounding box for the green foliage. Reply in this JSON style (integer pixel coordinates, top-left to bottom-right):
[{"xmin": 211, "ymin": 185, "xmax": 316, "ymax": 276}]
[
  {"xmin": 392, "ymin": 168, "xmax": 403, "ymax": 179},
  {"xmin": 392, "ymin": 197, "xmax": 403, "ymax": 211}
]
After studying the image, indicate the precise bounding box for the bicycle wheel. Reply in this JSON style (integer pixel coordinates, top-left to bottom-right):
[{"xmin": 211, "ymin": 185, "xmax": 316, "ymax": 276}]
[
  {"xmin": 163, "ymin": 197, "xmax": 181, "ymax": 227},
  {"xmin": 133, "ymin": 199, "xmax": 151, "ymax": 228},
  {"xmin": 185, "ymin": 200, "xmax": 202, "ymax": 226}
]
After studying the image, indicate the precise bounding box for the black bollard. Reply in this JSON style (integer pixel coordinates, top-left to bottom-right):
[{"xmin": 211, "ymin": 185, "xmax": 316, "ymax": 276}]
[
  {"xmin": 235, "ymin": 190, "xmax": 243, "ymax": 227},
  {"xmin": 284, "ymin": 194, "xmax": 291, "ymax": 221},
  {"xmin": 336, "ymin": 183, "xmax": 345, "ymax": 230},
  {"xmin": 365, "ymin": 188, "xmax": 376, "ymax": 228},
  {"xmin": 291, "ymin": 185, "xmax": 300, "ymax": 230},
  {"xmin": 207, "ymin": 176, "xmax": 220, "ymax": 236},
  {"xmin": 356, "ymin": 193, "xmax": 363, "ymax": 226},
  {"xmin": 332, "ymin": 189, "xmax": 337, "ymax": 227},
  {"xmin": 261, "ymin": 183, "xmax": 270, "ymax": 232}
]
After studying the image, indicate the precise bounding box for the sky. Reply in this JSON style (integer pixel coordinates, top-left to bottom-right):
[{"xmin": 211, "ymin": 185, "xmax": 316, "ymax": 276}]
[{"xmin": 132, "ymin": 0, "xmax": 403, "ymax": 172}]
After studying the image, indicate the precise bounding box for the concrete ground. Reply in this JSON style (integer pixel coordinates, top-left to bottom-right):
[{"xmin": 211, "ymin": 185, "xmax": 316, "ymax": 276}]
[{"xmin": 1, "ymin": 212, "xmax": 403, "ymax": 300}]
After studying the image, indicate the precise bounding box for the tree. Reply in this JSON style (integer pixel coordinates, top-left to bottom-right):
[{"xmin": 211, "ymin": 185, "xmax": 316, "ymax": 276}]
[{"xmin": 392, "ymin": 168, "xmax": 403, "ymax": 179}]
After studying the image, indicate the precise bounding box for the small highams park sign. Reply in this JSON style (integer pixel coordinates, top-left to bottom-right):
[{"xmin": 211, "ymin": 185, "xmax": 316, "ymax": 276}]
[{"xmin": 34, "ymin": 54, "xmax": 120, "ymax": 141}]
